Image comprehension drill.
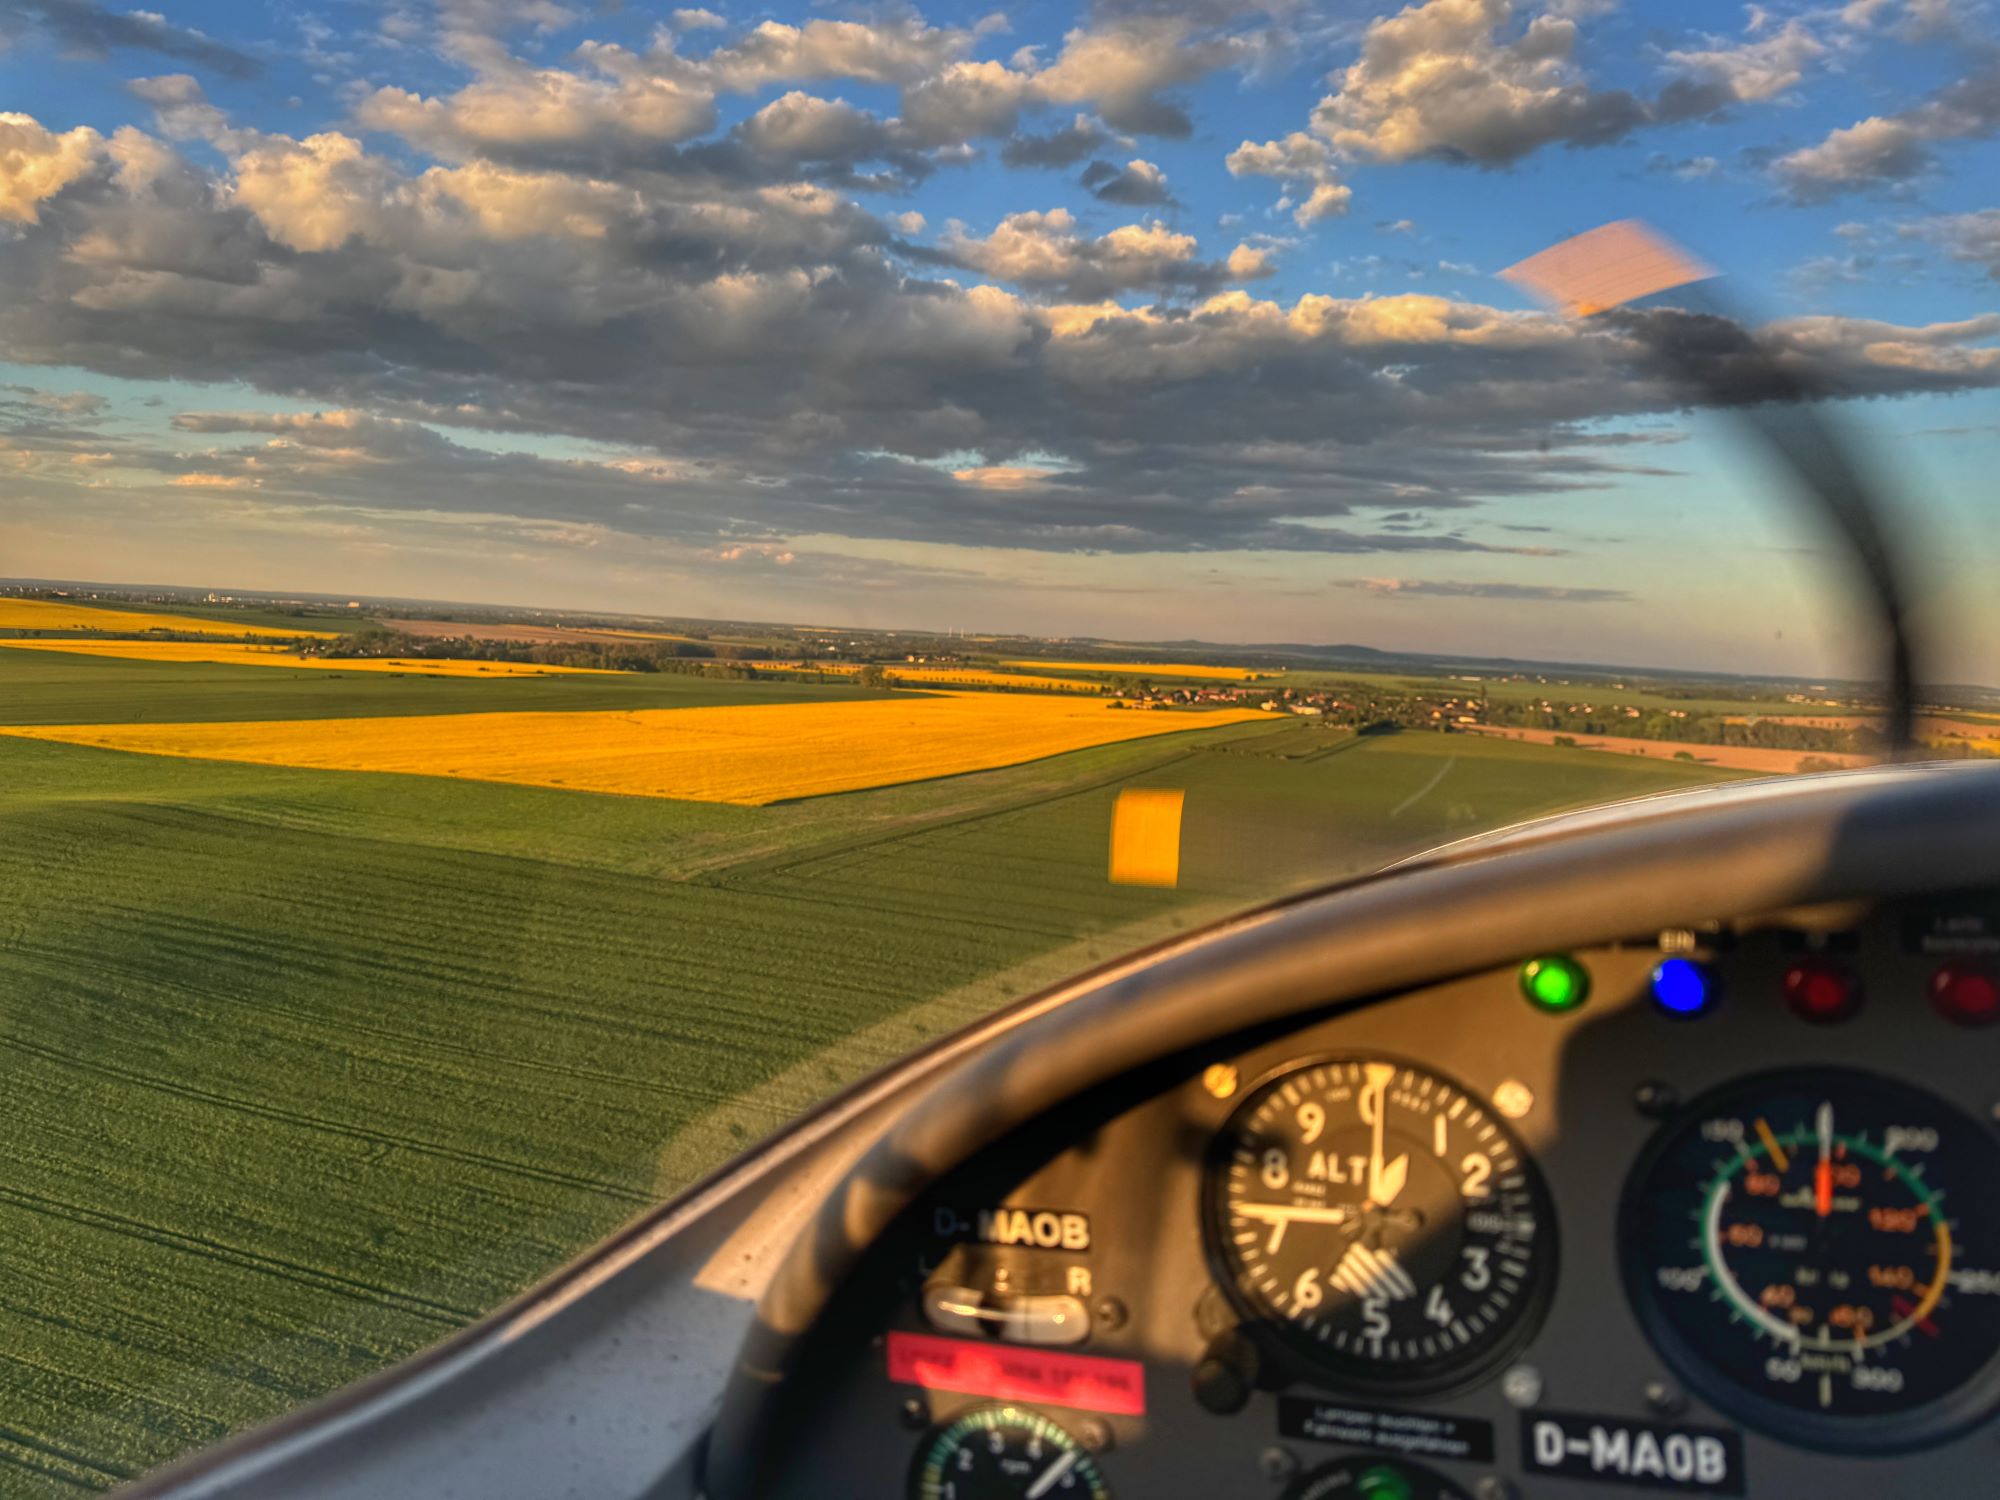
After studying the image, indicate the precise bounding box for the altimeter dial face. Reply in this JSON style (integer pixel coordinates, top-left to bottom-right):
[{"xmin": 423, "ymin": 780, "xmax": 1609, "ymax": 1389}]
[{"xmin": 1205, "ymin": 1057, "xmax": 1555, "ymax": 1392}]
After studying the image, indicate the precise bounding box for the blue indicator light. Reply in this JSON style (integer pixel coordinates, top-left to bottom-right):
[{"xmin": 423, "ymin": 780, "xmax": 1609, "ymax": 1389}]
[{"xmin": 1650, "ymin": 957, "xmax": 1715, "ymax": 1018}]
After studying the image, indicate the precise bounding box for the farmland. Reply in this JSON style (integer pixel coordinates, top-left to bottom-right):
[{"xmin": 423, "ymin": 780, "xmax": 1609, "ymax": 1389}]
[
  {"xmin": 0, "ymin": 639, "xmax": 1745, "ymax": 1493},
  {"xmin": 0, "ymin": 693, "xmax": 1273, "ymax": 805},
  {"xmin": 0, "ymin": 598, "xmax": 338, "ymax": 639},
  {"xmin": 0, "ymin": 640, "xmax": 622, "ymax": 676}
]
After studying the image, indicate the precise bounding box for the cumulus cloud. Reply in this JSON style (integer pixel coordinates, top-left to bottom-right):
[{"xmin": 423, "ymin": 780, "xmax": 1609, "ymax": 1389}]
[
  {"xmin": 0, "ymin": 112, "xmax": 101, "ymax": 223},
  {"xmin": 356, "ymin": 66, "xmax": 718, "ymax": 164},
  {"xmin": 1774, "ymin": 63, "xmax": 2000, "ymax": 200},
  {"xmin": 939, "ymin": 209, "xmax": 1260, "ymax": 299},
  {"xmin": 1030, "ymin": 19, "xmax": 1238, "ymax": 135},
  {"xmin": 1310, "ymin": 0, "xmax": 1649, "ymax": 166},
  {"xmin": 348, "ymin": 11, "xmax": 1260, "ymax": 183},
  {"xmin": 1657, "ymin": 18, "xmax": 1826, "ymax": 113},
  {"xmin": 352, "ymin": 17, "xmax": 973, "ymax": 167},
  {"xmin": 1912, "ymin": 209, "xmax": 2000, "ymax": 277},
  {"xmin": 1000, "ymin": 115, "xmax": 1115, "ymax": 168},
  {"xmin": 3, "ymin": 96, "xmax": 1997, "ymax": 563},
  {"xmin": 1080, "ymin": 156, "xmax": 1171, "ymax": 204},
  {"xmin": 1266, "ymin": 0, "xmax": 1829, "ymax": 192},
  {"xmin": 1, "ymin": 0, "xmax": 261, "ymax": 78},
  {"xmin": 1227, "ymin": 132, "xmax": 1350, "ymax": 225},
  {"xmin": 229, "ymin": 132, "xmax": 399, "ymax": 252}
]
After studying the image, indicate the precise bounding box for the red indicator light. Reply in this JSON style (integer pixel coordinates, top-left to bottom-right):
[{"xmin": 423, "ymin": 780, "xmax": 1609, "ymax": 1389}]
[
  {"xmin": 1784, "ymin": 960, "xmax": 1859, "ymax": 1024},
  {"xmin": 886, "ymin": 1331, "xmax": 1146, "ymax": 1416},
  {"xmin": 1930, "ymin": 963, "xmax": 2000, "ymax": 1026}
]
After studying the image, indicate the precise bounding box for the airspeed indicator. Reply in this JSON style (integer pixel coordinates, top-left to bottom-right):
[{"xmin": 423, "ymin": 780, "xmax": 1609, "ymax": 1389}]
[
  {"xmin": 1204, "ymin": 1057, "xmax": 1556, "ymax": 1393},
  {"xmin": 1622, "ymin": 1068, "xmax": 2000, "ymax": 1452}
]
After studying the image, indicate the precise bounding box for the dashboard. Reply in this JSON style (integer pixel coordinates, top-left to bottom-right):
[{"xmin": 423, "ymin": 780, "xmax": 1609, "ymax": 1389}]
[{"xmin": 753, "ymin": 892, "xmax": 2000, "ymax": 1499}]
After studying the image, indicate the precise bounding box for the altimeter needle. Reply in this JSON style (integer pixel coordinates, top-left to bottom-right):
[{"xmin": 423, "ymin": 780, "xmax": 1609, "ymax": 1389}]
[
  {"xmin": 1363, "ymin": 1064, "xmax": 1410, "ymax": 1206},
  {"xmin": 1237, "ymin": 1203, "xmax": 1421, "ymax": 1229}
]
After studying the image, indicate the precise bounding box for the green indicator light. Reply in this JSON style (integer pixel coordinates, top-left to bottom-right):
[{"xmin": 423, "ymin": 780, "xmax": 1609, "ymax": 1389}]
[
  {"xmin": 1358, "ymin": 1465, "xmax": 1416, "ymax": 1500},
  {"xmin": 1521, "ymin": 954, "xmax": 1590, "ymax": 1012}
]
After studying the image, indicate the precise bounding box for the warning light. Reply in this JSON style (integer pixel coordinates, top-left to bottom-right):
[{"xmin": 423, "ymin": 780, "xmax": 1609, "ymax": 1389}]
[
  {"xmin": 1521, "ymin": 955, "xmax": 1590, "ymax": 1013},
  {"xmin": 1784, "ymin": 960, "xmax": 1860, "ymax": 1024},
  {"xmin": 1650, "ymin": 957, "xmax": 1718, "ymax": 1018},
  {"xmin": 1931, "ymin": 963, "xmax": 2000, "ymax": 1026}
]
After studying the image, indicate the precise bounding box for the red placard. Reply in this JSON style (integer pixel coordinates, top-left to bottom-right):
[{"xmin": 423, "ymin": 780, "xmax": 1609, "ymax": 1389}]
[{"xmin": 886, "ymin": 1331, "xmax": 1145, "ymax": 1416}]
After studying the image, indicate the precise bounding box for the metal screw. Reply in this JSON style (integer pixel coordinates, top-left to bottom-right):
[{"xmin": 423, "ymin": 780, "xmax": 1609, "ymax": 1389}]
[
  {"xmin": 899, "ymin": 1397, "xmax": 928, "ymax": 1430},
  {"xmin": 1076, "ymin": 1418, "xmax": 1114, "ymax": 1453},
  {"xmin": 1644, "ymin": 1380, "xmax": 1687, "ymax": 1416},
  {"xmin": 1634, "ymin": 1081, "xmax": 1681, "ymax": 1118},
  {"xmin": 1257, "ymin": 1446, "xmax": 1299, "ymax": 1482},
  {"xmin": 1204, "ymin": 1063, "xmax": 1240, "ymax": 1100},
  {"xmin": 1474, "ymin": 1478, "xmax": 1520, "ymax": 1500},
  {"xmin": 1500, "ymin": 1364, "xmax": 1543, "ymax": 1409},
  {"xmin": 1093, "ymin": 1296, "xmax": 1128, "ymax": 1331},
  {"xmin": 1493, "ymin": 1080, "xmax": 1535, "ymax": 1120}
]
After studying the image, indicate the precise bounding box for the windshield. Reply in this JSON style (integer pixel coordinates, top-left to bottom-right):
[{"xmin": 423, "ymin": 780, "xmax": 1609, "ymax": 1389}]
[{"xmin": 4, "ymin": 0, "xmax": 2000, "ymax": 1490}]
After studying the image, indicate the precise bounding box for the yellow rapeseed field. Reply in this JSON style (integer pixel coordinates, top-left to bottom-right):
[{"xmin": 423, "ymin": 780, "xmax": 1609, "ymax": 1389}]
[
  {"xmin": 1000, "ymin": 659, "xmax": 1263, "ymax": 680},
  {"xmin": 0, "ymin": 640, "xmax": 619, "ymax": 676},
  {"xmin": 0, "ymin": 693, "xmax": 1273, "ymax": 805},
  {"xmin": 0, "ymin": 598, "xmax": 335, "ymax": 638}
]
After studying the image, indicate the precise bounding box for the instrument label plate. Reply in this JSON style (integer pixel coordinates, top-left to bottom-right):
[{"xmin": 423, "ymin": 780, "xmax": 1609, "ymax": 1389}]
[
  {"xmin": 1279, "ymin": 1396, "xmax": 1494, "ymax": 1462},
  {"xmin": 1523, "ymin": 1412, "xmax": 1744, "ymax": 1494}
]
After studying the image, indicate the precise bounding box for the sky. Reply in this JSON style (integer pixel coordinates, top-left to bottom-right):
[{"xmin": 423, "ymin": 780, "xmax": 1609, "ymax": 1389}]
[{"xmin": 0, "ymin": 0, "xmax": 1997, "ymax": 678}]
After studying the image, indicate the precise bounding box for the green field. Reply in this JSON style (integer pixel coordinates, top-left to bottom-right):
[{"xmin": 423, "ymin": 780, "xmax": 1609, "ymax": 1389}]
[
  {"xmin": 0, "ymin": 647, "xmax": 1745, "ymax": 1492},
  {"xmin": 1265, "ymin": 668, "xmax": 1835, "ymax": 718}
]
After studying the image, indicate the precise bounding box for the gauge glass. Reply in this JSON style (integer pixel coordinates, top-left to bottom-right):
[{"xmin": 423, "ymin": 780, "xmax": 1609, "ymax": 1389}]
[
  {"xmin": 1206, "ymin": 1057, "xmax": 1555, "ymax": 1391},
  {"xmin": 910, "ymin": 1405, "xmax": 1109, "ymax": 1500},
  {"xmin": 1622, "ymin": 1068, "xmax": 2000, "ymax": 1451},
  {"xmin": 1283, "ymin": 1456, "xmax": 1472, "ymax": 1500}
]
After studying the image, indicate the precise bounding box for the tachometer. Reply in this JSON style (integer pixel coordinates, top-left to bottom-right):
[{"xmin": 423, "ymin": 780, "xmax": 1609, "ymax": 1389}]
[
  {"xmin": 1205, "ymin": 1057, "xmax": 1555, "ymax": 1392},
  {"xmin": 910, "ymin": 1405, "xmax": 1109, "ymax": 1500},
  {"xmin": 1622, "ymin": 1068, "xmax": 2000, "ymax": 1452}
]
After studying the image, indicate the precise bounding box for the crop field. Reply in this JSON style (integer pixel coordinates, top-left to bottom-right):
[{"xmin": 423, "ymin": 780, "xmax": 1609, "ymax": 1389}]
[
  {"xmin": 0, "ymin": 642, "xmax": 1746, "ymax": 1494},
  {"xmin": 0, "ymin": 646, "xmax": 886, "ymax": 728},
  {"xmin": 0, "ymin": 599, "xmax": 335, "ymax": 639},
  {"xmin": 0, "ymin": 693, "xmax": 1272, "ymax": 805},
  {"xmin": 0, "ymin": 640, "xmax": 620, "ymax": 676}
]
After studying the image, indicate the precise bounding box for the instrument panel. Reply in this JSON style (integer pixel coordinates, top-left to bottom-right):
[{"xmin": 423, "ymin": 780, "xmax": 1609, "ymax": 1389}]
[{"xmin": 760, "ymin": 894, "xmax": 2000, "ymax": 1498}]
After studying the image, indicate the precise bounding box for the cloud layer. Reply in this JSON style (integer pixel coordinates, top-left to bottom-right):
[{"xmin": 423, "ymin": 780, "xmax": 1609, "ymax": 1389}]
[{"xmin": 1, "ymin": 0, "xmax": 1997, "ymax": 589}]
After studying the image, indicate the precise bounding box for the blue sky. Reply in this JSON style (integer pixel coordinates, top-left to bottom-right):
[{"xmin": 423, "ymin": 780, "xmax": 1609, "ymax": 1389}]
[{"xmin": 1, "ymin": 0, "xmax": 1997, "ymax": 677}]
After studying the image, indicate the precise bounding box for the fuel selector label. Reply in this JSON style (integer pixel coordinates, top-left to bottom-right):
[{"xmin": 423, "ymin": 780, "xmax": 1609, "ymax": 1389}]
[{"xmin": 1522, "ymin": 1413, "xmax": 1744, "ymax": 1495}]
